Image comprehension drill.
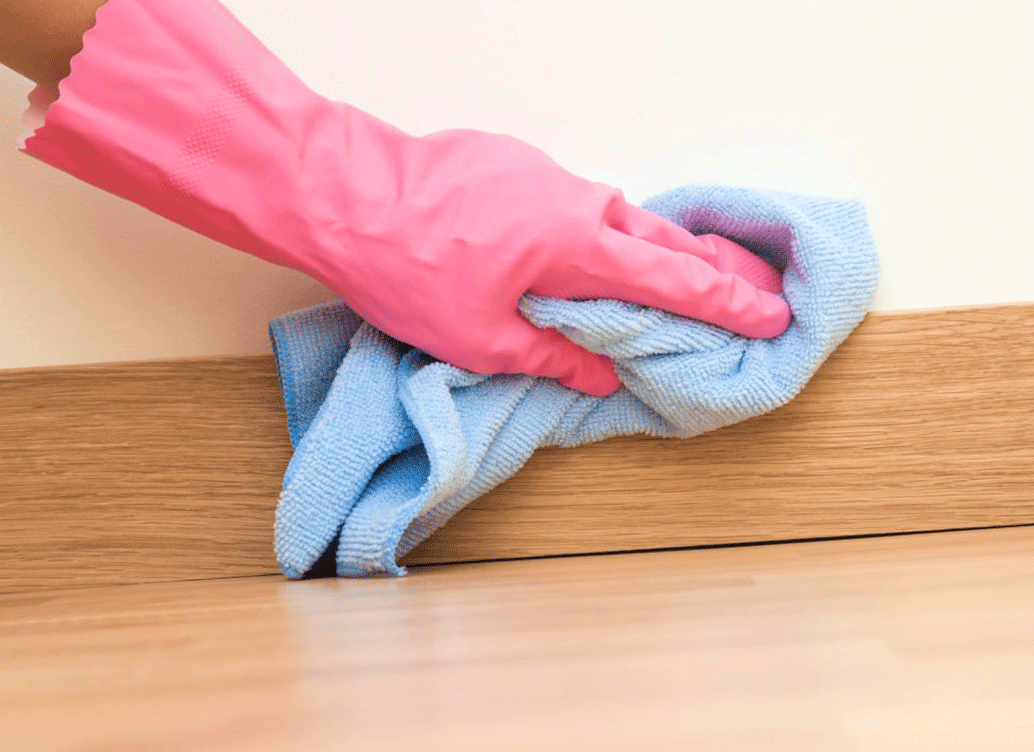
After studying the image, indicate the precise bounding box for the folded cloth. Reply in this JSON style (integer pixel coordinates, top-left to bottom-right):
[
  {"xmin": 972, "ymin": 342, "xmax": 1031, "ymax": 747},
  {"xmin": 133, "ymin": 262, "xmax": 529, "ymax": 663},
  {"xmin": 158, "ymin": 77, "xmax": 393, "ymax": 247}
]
[{"xmin": 269, "ymin": 184, "xmax": 880, "ymax": 578}]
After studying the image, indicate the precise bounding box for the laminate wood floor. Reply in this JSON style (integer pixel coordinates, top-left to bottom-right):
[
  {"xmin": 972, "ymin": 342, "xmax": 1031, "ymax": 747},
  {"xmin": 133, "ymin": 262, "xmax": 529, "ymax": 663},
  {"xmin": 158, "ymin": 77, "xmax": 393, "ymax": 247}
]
[{"xmin": 2, "ymin": 526, "xmax": 1033, "ymax": 751}]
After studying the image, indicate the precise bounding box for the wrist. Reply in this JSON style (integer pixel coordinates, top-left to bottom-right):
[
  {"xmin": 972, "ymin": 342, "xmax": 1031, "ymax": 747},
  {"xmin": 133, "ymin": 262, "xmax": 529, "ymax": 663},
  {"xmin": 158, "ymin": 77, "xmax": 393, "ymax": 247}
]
[{"xmin": 16, "ymin": 0, "xmax": 351, "ymax": 277}]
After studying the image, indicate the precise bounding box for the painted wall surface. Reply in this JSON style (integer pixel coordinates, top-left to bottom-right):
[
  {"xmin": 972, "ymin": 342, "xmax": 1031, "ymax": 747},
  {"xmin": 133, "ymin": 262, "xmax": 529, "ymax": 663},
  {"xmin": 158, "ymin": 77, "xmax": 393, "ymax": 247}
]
[{"xmin": 1, "ymin": 0, "xmax": 1031, "ymax": 369}]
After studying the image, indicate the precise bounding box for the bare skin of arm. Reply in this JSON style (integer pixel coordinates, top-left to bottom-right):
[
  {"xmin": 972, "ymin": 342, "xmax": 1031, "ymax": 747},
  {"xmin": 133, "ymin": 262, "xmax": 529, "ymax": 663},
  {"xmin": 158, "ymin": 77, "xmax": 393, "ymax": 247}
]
[{"xmin": 0, "ymin": 0, "xmax": 108, "ymax": 89}]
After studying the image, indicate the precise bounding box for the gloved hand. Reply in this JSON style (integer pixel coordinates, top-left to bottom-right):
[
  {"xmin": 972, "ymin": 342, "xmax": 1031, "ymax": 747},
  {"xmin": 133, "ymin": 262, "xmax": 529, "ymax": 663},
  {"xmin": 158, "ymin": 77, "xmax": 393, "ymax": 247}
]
[{"xmin": 18, "ymin": 0, "xmax": 790, "ymax": 396}]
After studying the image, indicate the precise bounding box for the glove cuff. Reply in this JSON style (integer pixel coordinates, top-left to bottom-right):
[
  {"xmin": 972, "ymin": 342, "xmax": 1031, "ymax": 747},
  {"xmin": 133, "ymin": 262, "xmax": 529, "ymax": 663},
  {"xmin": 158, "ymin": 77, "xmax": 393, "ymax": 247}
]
[{"xmin": 16, "ymin": 0, "xmax": 354, "ymax": 280}]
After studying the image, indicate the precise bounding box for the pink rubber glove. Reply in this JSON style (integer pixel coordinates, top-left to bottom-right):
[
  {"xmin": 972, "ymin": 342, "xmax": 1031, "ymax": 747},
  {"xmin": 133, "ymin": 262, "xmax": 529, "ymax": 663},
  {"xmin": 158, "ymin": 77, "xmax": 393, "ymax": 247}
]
[{"xmin": 18, "ymin": 0, "xmax": 790, "ymax": 396}]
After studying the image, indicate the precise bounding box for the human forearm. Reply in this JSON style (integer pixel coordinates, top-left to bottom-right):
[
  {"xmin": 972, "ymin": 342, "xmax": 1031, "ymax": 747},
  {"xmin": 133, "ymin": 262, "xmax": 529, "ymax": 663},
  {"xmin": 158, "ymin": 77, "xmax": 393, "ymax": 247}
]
[{"xmin": 0, "ymin": 0, "xmax": 108, "ymax": 89}]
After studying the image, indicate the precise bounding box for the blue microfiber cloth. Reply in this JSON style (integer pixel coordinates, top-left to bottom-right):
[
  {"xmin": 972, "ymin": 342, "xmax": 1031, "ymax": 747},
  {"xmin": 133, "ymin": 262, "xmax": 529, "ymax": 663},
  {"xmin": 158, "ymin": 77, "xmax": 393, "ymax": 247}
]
[{"xmin": 268, "ymin": 184, "xmax": 880, "ymax": 578}]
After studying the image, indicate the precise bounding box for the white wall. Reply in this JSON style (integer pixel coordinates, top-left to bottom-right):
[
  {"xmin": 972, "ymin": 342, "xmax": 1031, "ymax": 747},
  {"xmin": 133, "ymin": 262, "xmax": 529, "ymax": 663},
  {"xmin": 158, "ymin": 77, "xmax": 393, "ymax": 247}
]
[{"xmin": 1, "ymin": 0, "xmax": 1031, "ymax": 369}]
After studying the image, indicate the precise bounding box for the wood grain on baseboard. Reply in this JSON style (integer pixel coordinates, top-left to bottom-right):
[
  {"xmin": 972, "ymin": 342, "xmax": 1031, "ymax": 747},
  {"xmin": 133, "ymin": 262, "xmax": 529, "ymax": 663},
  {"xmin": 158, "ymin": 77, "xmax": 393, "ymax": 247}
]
[{"xmin": 2, "ymin": 303, "xmax": 1033, "ymax": 593}]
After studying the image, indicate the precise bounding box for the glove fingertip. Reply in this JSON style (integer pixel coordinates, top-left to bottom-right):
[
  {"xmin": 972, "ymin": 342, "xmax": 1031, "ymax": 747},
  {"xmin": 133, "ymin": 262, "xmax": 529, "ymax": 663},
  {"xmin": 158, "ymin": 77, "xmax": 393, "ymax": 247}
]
[{"xmin": 557, "ymin": 355, "xmax": 622, "ymax": 397}]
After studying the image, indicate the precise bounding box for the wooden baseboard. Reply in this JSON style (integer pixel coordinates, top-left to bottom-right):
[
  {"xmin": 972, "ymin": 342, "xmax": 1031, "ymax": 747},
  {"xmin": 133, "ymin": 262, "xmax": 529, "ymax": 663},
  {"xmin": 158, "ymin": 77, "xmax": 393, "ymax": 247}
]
[{"xmin": 3, "ymin": 303, "xmax": 1033, "ymax": 594}]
